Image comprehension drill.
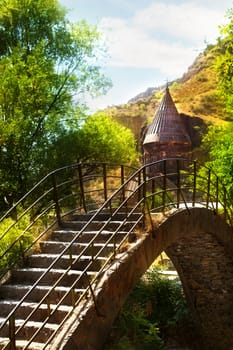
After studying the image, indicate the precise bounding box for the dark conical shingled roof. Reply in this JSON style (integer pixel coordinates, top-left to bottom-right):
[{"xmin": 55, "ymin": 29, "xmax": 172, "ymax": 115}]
[{"xmin": 143, "ymin": 86, "xmax": 191, "ymax": 145}]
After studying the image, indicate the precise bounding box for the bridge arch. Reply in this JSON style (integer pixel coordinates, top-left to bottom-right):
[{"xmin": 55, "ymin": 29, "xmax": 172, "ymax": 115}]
[
  {"xmin": 57, "ymin": 207, "xmax": 233, "ymax": 350},
  {"xmin": 155, "ymin": 207, "xmax": 233, "ymax": 350}
]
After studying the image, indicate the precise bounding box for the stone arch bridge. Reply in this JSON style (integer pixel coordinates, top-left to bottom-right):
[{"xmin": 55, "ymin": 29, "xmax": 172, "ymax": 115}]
[{"xmin": 0, "ymin": 159, "xmax": 232, "ymax": 350}]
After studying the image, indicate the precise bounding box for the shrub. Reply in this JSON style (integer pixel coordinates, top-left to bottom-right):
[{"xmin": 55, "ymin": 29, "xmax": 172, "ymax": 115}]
[
  {"xmin": 104, "ymin": 267, "xmax": 190, "ymax": 350},
  {"xmin": 0, "ymin": 215, "xmax": 33, "ymax": 274}
]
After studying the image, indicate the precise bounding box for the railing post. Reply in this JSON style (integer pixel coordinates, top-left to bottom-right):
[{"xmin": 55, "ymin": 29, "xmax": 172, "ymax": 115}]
[
  {"xmin": 52, "ymin": 173, "xmax": 62, "ymax": 226},
  {"xmin": 192, "ymin": 160, "xmax": 197, "ymax": 207},
  {"xmin": 142, "ymin": 167, "xmax": 147, "ymax": 227},
  {"xmin": 137, "ymin": 170, "xmax": 142, "ymax": 204},
  {"xmin": 215, "ymin": 177, "xmax": 219, "ymax": 214},
  {"xmin": 9, "ymin": 314, "xmax": 16, "ymax": 350},
  {"xmin": 142, "ymin": 167, "xmax": 147, "ymax": 202},
  {"xmin": 121, "ymin": 165, "xmax": 125, "ymax": 202},
  {"xmin": 162, "ymin": 160, "xmax": 167, "ymax": 212},
  {"xmin": 223, "ymin": 187, "xmax": 227, "ymax": 221},
  {"xmin": 84, "ymin": 272, "xmax": 103, "ymax": 317},
  {"xmin": 206, "ymin": 169, "xmax": 211, "ymax": 209},
  {"xmin": 78, "ymin": 164, "xmax": 87, "ymax": 213},
  {"xmin": 103, "ymin": 163, "xmax": 108, "ymax": 202}
]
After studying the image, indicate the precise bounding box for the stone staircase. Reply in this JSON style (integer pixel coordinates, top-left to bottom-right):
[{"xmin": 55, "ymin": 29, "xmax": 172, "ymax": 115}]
[{"xmin": 0, "ymin": 209, "xmax": 142, "ymax": 349}]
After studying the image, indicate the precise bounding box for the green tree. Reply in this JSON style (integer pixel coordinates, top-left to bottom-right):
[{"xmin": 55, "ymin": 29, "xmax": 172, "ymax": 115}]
[
  {"xmin": 215, "ymin": 8, "xmax": 233, "ymax": 119},
  {"xmin": 0, "ymin": 0, "xmax": 111, "ymax": 209},
  {"xmin": 79, "ymin": 113, "xmax": 139, "ymax": 164},
  {"xmin": 45, "ymin": 113, "xmax": 139, "ymax": 170},
  {"xmin": 199, "ymin": 123, "xmax": 233, "ymax": 201},
  {"xmin": 200, "ymin": 8, "xmax": 233, "ymax": 205}
]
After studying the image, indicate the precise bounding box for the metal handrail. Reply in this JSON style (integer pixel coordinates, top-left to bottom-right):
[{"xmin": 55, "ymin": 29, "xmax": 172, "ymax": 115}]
[
  {"xmin": 0, "ymin": 162, "xmax": 136, "ymax": 278},
  {"xmin": 0, "ymin": 158, "xmax": 232, "ymax": 349}
]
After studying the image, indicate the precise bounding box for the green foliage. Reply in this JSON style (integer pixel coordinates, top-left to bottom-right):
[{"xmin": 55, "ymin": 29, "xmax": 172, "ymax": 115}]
[
  {"xmin": 215, "ymin": 9, "xmax": 233, "ymax": 119},
  {"xmin": 191, "ymin": 92, "xmax": 221, "ymax": 116},
  {"xmin": 140, "ymin": 269, "xmax": 189, "ymax": 329},
  {"xmin": 104, "ymin": 267, "xmax": 190, "ymax": 350},
  {"xmin": 0, "ymin": 0, "xmax": 112, "ymax": 210},
  {"xmin": 196, "ymin": 74, "xmax": 208, "ymax": 83},
  {"xmin": 79, "ymin": 113, "xmax": 139, "ymax": 165},
  {"xmin": 139, "ymin": 103, "xmax": 146, "ymax": 110},
  {"xmin": 154, "ymin": 91, "xmax": 163, "ymax": 100},
  {"xmin": 0, "ymin": 214, "xmax": 33, "ymax": 274},
  {"xmin": 199, "ymin": 123, "xmax": 233, "ymax": 200},
  {"xmin": 43, "ymin": 113, "xmax": 139, "ymax": 171},
  {"xmin": 170, "ymin": 81, "xmax": 181, "ymax": 91}
]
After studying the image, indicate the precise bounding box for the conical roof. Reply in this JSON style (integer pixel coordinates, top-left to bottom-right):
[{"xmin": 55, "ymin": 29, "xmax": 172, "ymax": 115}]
[{"xmin": 143, "ymin": 86, "xmax": 191, "ymax": 145}]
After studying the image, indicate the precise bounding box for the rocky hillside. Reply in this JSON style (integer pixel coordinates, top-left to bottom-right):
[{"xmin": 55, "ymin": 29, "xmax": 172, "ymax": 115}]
[{"xmin": 104, "ymin": 45, "xmax": 227, "ymax": 152}]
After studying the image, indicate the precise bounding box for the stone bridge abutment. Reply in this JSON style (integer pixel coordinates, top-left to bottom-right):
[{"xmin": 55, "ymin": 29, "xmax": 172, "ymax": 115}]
[{"xmin": 157, "ymin": 207, "xmax": 233, "ymax": 350}]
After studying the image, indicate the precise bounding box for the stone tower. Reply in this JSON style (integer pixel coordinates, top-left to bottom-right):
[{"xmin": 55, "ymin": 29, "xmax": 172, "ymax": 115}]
[{"xmin": 143, "ymin": 86, "xmax": 191, "ymax": 172}]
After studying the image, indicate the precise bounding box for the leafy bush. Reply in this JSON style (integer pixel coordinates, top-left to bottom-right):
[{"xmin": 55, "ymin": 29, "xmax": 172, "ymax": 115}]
[
  {"xmin": 0, "ymin": 215, "xmax": 33, "ymax": 275},
  {"xmin": 104, "ymin": 267, "xmax": 190, "ymax": 350}
]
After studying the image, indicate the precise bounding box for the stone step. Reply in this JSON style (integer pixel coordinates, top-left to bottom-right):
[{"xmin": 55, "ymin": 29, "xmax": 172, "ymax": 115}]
[
  {"xmin": 0, "ymin": 300, "xmax": 72, "ymax": 324},
  {"xmin": 39, "ymin": 241, "xmax": 119, "ymax": 256},
  {"xmin": 0, "ymin": 208, "xmax": 141, "ymax": 349},
  {"xmin": 10, "ymin": 268, "xmax": 95, "ymax": 288},
  {"xmin": 51, "ymin": 229, "xmax": 127, "ymax": 243},
  {"xmin": 0, "ymin": 284, "xmax": 85, "ymax": 305},
  {"xmin": 69, "ymin": 212, "xmax": 111, "ymax": 221},
  {"xmin": 27, "ymin": 254, "xmax": 106, "ymax": 271},
  {"xmin": 0, "ymin": 338, "xmax": 44, "ymax": 350},
  {"xmin": 70, "ymin": 211, "xmax": 141, "ymax": 222},
  {"xmin": 0, "ymin": 318, "xmax": 58, "ymax": 342},
  {"xmin": 61, "ymin": 220, "xmax": 139, "ymax": 231}
]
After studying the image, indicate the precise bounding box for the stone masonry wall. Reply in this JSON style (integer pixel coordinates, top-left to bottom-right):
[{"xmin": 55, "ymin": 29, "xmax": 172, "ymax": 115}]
[
  {"xmin": 52, "ymin": 208, "xmax": 233, "ymax": 350},
  {"xmin": 167, "ymin": 232, "xmax": 233, "ymax": 349}
]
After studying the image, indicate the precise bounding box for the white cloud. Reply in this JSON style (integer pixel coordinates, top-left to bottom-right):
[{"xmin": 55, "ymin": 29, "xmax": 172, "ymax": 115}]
[
  {"xmin": 100, "ymin": 1, "xmax": 229, "ymax": 74},
  {"xmin": 133, "ymin": 2, "xmax": 224, "ymax": 45},
  {"xmin": 101, "ymin": 20, "xmax": 195, "ymax": 75},
  {"xmin": 187, "ymin": 0, "xmax": 231, "ymax": 11}
]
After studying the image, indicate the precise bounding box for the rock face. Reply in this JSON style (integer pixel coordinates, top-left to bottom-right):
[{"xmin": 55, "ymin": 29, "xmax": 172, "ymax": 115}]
[
  {"xmin": 109, "ymin": 48, "xmax": 223, "ymax": 159},
  {"xmin": 180, "ymin": 113, "xmax": 207, "ymax": 149},
  {"xmin": 128, "ymin": 85, "xmax": 165, "ymax": 103}
]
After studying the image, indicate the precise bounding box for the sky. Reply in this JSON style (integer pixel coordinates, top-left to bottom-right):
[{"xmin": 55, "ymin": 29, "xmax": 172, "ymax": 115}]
[{"xmin": 59, "ymin": 0, "xmax": 233, "ymax": 111}]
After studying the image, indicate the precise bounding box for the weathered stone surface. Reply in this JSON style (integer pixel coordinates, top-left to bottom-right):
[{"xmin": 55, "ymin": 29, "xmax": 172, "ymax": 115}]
[
  {"xmin": 160, "ymin": 208, "xmax": 233, "ymax": 350},
  {"xmin": 51, "ymin": 208, "xmax": 233, "ymax": 350}
]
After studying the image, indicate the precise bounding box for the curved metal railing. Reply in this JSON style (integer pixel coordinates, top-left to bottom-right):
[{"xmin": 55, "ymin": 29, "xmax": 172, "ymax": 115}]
[
  {"xmin": 0, "ymin": 158, "xmax": 232, "ymax": 349},
  {"xmin": 0, "ymin": 162, "xmax": 137, "ymax": 280}
]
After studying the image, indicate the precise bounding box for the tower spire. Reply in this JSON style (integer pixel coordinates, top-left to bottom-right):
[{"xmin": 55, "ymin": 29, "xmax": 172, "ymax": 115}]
[
  {"xmin": 143, "ymin": 86, "xmax": 191, "ymax": 168},
  {"xmin": 143, "ymin": 86, "xmax": 190, "ymax": 145}
]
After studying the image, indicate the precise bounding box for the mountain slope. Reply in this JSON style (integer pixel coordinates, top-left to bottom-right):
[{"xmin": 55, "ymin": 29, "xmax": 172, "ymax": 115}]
[{"xmin": 104, "ymin": 46, "xmax": 227, "ymax": 150}]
